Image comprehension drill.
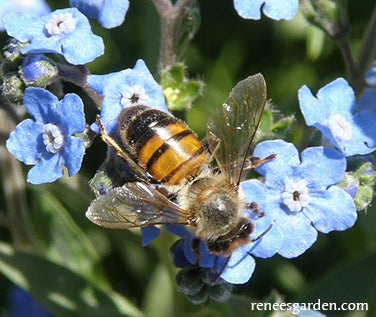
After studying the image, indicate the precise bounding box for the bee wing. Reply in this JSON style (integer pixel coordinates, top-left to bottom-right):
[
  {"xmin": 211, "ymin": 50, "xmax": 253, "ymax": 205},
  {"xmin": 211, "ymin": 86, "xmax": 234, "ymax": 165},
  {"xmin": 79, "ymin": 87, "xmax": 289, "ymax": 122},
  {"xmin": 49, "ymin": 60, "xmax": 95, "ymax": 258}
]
[
  {"xmin": 207, "ymin": 73, "xmax": 267, "ymax": 187},
  {"xmin": 86, "ymin": 182, "xmax": 191, "ymax": 229}
]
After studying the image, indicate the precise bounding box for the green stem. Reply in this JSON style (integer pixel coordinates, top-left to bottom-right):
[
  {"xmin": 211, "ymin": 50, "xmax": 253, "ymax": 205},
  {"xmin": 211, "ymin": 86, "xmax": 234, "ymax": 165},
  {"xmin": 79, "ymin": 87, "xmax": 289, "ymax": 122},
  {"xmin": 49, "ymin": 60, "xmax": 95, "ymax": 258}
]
[
  {"xmin": 356, "ymin": 3, "xmax": 376, "ymax": 90},
  {"xmin": 0, "ymin": 145, "xmax": 35, "ymax": 251},
  {"xmin": 151, "ymin": 0, "xmax": 196, "ymax": 69}
]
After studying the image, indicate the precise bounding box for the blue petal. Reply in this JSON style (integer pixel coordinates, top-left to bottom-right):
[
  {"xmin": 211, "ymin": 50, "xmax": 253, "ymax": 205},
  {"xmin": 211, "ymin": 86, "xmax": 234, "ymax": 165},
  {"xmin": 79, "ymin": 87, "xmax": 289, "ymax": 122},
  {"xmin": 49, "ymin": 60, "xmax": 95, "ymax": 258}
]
[
  {"xmin": 234, "ymin": 0, "xmax": 298, "ymax": 20},
  {"xmin": 234, "ymin": 0, "xmax": 265, "ymax": 19},
  {"xmin": 70, "ymin": 0, "xmax": 129, "ymax": 29},
  {"xmin": 6, "ymin": 119, "xmax": 44, "ymax": 164},
  {"xmin": 253, "ymin": 140, "xmax": 300, "ymax": 184},
  {"xmin": 352, "ymin": 110, "xmax": 376, "ymax": 153},
  {"xmin": 262, "ymin": 0, "xmax": 299, "ymax": 20},
  {"xmin": 221, "ymin": 252, "xmax": 255, "ymax": 284},
  {"xmin": 365, "ymin": 62, "xmax": 376, "ymax": 87},
  {"xmin": 0, "ymin": 0, "xmax": 50, "ymax": 31},
  {"xmin": 141, "ymin": 227, "xmax": 161, "ymax": 246},
  {"xmin": 27, "ymin": 152, "xmax": 63, "ymax": 184},
  {"xmin": 89, "ymin": 59, "xmax": 167, "ymax": 135},
  {"xmin": 298, "ymin": 78, "xmax": 356, "ymax": 126},
  {"xmin": 99, "ymin": 0, "xmax": 129, "ymax": 28},
  {"xmin": 4, "ymin": 8, "xmax": 104, "ymax": 65},
  {"xmin": 357, "ymin": 88, "xmax": 376, "ymax": 113},
  {"xmin": 58, "ymin": 93, "xmax": 86, "ymax": 135},
  {"xmin": 305, "ymin": 186, "xmax": 357, "ymax": 233},
  {"xmin": 249, "ymin": 215, "xmax": 283, "ymax": 258},
  {"xmin": 23, "ymin": 87, "xmax": 59, "ymax": 123},
  {"xmin": 61, "ymin": 137, "xmax": 85, "ymax": 176},
  {"xmin": 240, "ymin": 179, "xmax": 266, "ymax": 207},
  {"xmin": 299, "ymin": 146, "xmax": 346, "ymax": 189},
  {"xmin": 272, "ymin": 207, "xmax": 318, "ymax": 258}
]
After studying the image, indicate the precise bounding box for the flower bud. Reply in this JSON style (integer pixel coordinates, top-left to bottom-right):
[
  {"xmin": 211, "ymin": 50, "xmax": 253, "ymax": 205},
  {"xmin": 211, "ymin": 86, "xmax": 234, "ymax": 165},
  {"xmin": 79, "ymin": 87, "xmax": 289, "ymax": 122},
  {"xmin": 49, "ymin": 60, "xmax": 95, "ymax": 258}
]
[{"xmin": 20, "ymin": 54, "xmax": 59, "ymax": 87}]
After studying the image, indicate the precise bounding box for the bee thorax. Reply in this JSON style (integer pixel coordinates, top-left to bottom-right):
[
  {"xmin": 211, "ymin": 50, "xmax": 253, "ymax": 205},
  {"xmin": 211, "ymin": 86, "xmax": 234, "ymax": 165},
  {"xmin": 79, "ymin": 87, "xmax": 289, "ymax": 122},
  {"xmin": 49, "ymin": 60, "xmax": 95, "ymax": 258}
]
[{"xmin": 183, "ymin": 177, "xmax": 244, "ymax": 240}]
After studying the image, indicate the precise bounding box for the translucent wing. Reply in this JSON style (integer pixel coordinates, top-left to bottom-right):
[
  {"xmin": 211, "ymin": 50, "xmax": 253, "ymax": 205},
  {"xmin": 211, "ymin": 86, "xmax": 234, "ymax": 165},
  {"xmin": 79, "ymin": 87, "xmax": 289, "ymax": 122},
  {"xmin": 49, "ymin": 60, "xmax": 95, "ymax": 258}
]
[
  {"xmin": 207, "ymin": 73, "xmax": 267, "ymax": 187},
  {"xmin": 86, "ymin": 182, "xmax": 191, "ymax": 229}
]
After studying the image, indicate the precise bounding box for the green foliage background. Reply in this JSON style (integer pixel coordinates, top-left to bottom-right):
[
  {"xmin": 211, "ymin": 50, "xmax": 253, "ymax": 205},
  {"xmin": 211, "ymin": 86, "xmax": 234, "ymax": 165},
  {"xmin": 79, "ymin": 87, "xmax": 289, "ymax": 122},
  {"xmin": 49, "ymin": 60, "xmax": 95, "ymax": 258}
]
[{"xmin": 0, "ymin": 1, "xmax": 375, "ymax": 316}]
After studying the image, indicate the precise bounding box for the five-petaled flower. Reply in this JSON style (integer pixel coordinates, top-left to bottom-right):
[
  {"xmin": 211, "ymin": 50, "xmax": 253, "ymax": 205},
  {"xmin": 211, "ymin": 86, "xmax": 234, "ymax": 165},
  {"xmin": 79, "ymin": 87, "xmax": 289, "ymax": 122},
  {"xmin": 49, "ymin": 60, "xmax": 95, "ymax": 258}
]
[
  {"xmin": 6, "ymin": 87, "xmax": 86, "ymax": 184},
  {"xmin": 70, "ymin": 0, "xmax": 129, "ymax": 29},
  {"xmin": 233, "ymin": 0, "xmax": 298, "ymax": 20},
  {"xmin": 169, "ymin": 179, "xmax": 283, "ymax": 284},
  {"xmin": 253, "ymin": 139, "xmax": 357, "ymax": 258},
  {"xmin": 88, "ymin": 59, "xmax": 167, "ymax": 135},
  {"xmin": 299, "ymin": 78, "xmax": 376, "ymax": 156},
  {"xmin": 3, "ymin": 8, "xmax": 104, "ymax": 65}
]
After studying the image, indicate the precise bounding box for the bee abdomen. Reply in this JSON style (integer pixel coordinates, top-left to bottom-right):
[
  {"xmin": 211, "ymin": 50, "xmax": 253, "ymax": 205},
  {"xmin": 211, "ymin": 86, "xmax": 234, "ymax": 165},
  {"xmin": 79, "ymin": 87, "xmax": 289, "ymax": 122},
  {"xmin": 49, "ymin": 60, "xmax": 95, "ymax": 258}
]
[{"xmin": 118, "ymin": 105, "xmax": 208, "ymax": 185}]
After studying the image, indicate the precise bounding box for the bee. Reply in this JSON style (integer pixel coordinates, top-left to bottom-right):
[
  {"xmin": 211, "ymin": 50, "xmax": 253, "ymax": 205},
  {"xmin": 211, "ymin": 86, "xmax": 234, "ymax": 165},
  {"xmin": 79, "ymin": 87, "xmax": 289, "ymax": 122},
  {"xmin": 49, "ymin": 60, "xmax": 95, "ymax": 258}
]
[{"xmin": 86, "ymin": 73, "xmax": 274, "ymax": 260}]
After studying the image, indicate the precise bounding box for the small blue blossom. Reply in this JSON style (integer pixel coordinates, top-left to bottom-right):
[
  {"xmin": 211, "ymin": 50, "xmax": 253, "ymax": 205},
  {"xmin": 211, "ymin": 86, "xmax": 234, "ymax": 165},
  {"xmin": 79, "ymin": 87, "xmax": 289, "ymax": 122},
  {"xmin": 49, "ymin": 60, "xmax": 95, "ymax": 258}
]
[
  {"xmin": 253, "ymin": 140, "xmax": 357, "ymax": 258},
  {"xmin": 88, "ymin": 59, "xmax": 167, "ymax": 135},
  {"xmin": 0, "ymin": 0, "xmax": 50, "ymax": 31},
  {"xmin": 70, "ymin": 0, "xmax": 129, "ymax": 29},
  {"xmin": 234, "ymin": 0, "xmax": 298, "ymax": 20},
  {"xmin": 20, "ymin": 54, "xmax": 58, "ymax": 86},
  {"xmin": 6, "ymin": 87, "xmax": 86, "ymax": 184},
  {"xmin": 169, "ymin": 179, "xmax": 283, "ymax": 284},
  {"xmin": 7, "ymin": 286, "xmax": 52, "ymax": 317},
  {"xmin": 3, "ymin": 8, "xmax": 104, "ymax": 65},
  {"xmin": 299, "ymin": 78, "xmax": 376, "ymax": 156}
]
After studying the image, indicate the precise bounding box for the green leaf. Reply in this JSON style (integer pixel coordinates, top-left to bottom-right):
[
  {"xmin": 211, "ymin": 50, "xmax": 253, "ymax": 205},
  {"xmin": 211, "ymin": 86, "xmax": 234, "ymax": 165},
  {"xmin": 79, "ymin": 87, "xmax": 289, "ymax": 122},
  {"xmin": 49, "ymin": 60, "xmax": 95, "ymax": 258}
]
[
  {"xmin": 143, "ymin": 264, "xmax": 174, "ymax": 317},
  {"xmin": 30, "ymin": 188, "xmax": 108, "ymax": 288},
  {"xmin": 161, "ymin": 63, "xmax": 204, "ymax": 111},
  {"xmin": 0, "ymin": 241, "xmax": 143, "ymax": 317}
]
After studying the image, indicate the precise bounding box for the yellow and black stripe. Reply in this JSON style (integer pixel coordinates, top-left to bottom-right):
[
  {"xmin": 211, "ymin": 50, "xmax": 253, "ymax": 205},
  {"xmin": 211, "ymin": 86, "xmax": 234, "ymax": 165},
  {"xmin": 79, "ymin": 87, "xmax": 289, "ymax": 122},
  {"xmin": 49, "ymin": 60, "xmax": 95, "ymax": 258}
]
[{"xmin": 118, "ymin": 105, "xmax": 208, "ymax": 185}]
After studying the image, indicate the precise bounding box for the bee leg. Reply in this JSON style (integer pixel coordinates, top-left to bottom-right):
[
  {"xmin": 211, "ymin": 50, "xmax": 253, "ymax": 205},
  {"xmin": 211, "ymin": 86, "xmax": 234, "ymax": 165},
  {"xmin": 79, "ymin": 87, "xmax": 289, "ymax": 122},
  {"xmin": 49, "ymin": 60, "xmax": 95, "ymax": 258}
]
[
  {"xmin": 246, "ymin": 201, "xmax": 264, "ymax": 216},
  {"xmin": 201, "ymin": 135, "xmax": 220, "ymax": 155},
  {"xmin": 249, "ymin": 223, "xmax": 273, "ymax": 243},
  {"xmin": 213, "ymin": 255, "xmax": 232, "ymax": 284},
  {"xmin": 248, "ymin": 153, "xmax": 276, "ymax": 169},
  {"xmin": 191, "ymin": 237, "xmax": 202, "ymax": 266},
  {"xmin": 96, "ymin": 115, "xmax": 149, "ymax": 182}
]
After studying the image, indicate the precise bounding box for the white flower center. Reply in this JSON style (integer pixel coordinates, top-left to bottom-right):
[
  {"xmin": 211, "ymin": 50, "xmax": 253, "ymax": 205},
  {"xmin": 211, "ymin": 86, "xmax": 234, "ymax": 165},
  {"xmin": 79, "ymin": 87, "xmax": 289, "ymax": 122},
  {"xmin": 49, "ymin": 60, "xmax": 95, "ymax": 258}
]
[
  {"xmin": 45, "ymin": 13, "xmax": 77, "ymax": 36},
  {"xmin": 42, "ymin": 123, "xmax": 65, "ymax": 153},
  {"xmin": 326, "ymin": 114, "xmax": 353, "ymax": 142},
  {"xmin": 281, "ymin": 179, "xmax": 311, "ymax": 212},
  {"xmin": 120, "ymin": 85, "xmax": 150, "ymax": 107}
]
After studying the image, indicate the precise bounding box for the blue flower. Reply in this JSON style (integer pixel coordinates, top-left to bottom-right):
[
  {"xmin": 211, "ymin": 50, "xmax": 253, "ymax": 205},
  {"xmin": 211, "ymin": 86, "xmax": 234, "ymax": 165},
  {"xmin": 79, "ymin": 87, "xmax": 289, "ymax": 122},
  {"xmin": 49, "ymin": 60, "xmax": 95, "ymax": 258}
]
[
  {"xmin": 169, "ymin": 179, "xmax": 283, "ymax": 284},
  {"xmin": 88, "ymin": 59, "xmax": 167, "ymax": 135},
  {"xmin": 298, "ymin": 78, "xmax": 376, "ymax": 156},
  {"xmin": 253, "ymin": 140, "xmax": 357, "ymax": 258},
  {"xmin": 233, "ymin": 0, "xmax": 298, "ymax": 20},
  {"xmin": 0, "ymin": 0, "xmax": 50, "ymax": 31},
  {"xmin": 7, "ymin": 286, "xmax": 52, "ymax": 317},
  {"xmin": 70, "ymin": 0, "xmax": 129, "ymax": 29},
  {"xmin": 6, "ymin": 87, "xmax": 86, "ymax": 184},
  {"xmin": 3, "ymin": 8, "xmax": 104, "ymax": 65}
]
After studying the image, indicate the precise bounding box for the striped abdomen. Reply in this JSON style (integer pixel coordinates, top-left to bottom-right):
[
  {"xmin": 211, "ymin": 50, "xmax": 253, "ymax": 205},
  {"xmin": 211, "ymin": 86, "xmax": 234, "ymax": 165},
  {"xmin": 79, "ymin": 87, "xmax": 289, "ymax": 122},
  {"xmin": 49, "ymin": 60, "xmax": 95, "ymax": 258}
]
[{"xmin": 118, "ymin": 105, "xmax": 208, "ymax": 185}]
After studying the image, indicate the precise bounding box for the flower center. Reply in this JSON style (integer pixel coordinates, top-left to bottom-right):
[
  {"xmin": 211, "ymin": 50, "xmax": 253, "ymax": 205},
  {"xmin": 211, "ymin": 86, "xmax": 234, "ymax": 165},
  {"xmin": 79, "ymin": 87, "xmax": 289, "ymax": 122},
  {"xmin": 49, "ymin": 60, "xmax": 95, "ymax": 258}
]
[
  {"xmin": 42, "ymin": 123, "xmax": 65, "ymax": 153},
  {"xmin": 120, "ymin": 85, "xmax": 150, "ymax": 107},
  {"xmin": 281, "ymin": 179, "xmax": 311, "ymax": 212},
  {"xmin": 326, "ymin": 114, "xmax": 353, "ymax": 142},
  {"xmin": 45, "ymin": 12, "xmax": 77, "ymax": 36}
]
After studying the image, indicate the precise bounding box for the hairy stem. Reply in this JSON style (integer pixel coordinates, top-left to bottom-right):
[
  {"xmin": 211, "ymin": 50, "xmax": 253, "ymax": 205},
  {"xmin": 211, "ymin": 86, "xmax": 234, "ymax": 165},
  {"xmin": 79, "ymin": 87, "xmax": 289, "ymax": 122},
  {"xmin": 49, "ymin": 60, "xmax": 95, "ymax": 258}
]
[
  {"xmin": 151, "ymin": 0, "xmax": 196, "ymax": 69},
  {"xmin": 356, "ymin": 4, "xmax": 376, "ymax": 88}
]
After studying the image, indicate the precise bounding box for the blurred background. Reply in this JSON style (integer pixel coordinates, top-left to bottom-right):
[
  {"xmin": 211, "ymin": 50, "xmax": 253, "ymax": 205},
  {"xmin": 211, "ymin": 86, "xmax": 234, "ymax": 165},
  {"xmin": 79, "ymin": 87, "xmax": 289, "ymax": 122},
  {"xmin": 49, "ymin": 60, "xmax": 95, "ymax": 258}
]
[{"xmin": 0, "ymin": 1, "xmax": 375, "ymax": 316}]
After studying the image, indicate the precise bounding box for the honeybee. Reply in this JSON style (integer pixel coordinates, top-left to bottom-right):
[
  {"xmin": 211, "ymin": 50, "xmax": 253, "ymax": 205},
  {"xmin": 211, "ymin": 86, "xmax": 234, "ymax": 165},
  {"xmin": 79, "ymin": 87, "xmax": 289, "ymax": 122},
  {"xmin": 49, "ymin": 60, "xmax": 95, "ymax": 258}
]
[{"xmin": 86, "ymin": 73, "xmax": 274, "ymax": 259}]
